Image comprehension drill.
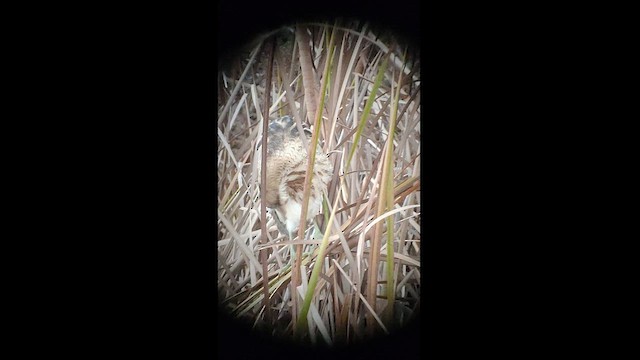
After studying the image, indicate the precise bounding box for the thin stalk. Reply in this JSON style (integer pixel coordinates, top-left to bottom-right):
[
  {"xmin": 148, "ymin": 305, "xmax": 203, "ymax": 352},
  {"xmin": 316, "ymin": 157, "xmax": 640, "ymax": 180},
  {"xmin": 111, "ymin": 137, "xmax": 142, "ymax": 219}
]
[
  {"xmin": 290, "ymin": 24, "xmax": 317, "ymax": 326},
  {"xmin": 367, "ymin": 158, "xmax": 388, "ymax": 334},
  {"xmin": 294, "ymin": 23, "xmax": 337, "ymax": 338},
  {"xmin": 346, "ymin": 55, "xmax": 389, "ymax": 170},
  {"xmin": 347, "ymin": 55, "xmax": 389, "ymax": 335},
  {"xmin": 259, "ymin": 36, "xmax": 275, "ymax": 325},
  {"xmin": 295, "ymin": 194, "xmax": 338, "ymax": 337},
  {"xmin": 383, "ymin": 49, "xmax": 406, "ymax": 327}
]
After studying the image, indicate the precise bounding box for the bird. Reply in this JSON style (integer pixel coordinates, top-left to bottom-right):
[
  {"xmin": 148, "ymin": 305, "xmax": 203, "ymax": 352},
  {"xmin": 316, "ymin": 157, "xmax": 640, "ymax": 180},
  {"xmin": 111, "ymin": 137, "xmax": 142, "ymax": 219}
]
[{"xmin": 264, "ymin": 115, "xmax": 333, "ymax": 241}]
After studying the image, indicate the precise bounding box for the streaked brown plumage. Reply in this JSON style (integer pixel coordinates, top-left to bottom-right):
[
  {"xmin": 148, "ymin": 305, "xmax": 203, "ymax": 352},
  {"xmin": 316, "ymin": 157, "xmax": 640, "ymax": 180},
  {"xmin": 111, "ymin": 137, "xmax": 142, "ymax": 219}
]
[{"xmin": 264, "ymin": 115, "xmax": 333, "ymax": 238}]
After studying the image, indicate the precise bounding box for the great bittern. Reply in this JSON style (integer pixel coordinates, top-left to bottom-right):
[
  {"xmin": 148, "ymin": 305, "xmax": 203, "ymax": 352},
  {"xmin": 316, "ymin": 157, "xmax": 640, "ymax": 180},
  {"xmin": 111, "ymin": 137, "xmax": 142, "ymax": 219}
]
[{"xmin": 264, "ymin": 115, "xmax": 333, "ymax": 241}]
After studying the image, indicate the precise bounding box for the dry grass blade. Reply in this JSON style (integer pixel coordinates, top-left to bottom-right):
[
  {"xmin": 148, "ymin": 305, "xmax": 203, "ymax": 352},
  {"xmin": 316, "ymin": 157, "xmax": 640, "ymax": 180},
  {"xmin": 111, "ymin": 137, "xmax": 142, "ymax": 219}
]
[{"xmin": 295, "ymin": 24, "xmax": 337, "ymax": 336}]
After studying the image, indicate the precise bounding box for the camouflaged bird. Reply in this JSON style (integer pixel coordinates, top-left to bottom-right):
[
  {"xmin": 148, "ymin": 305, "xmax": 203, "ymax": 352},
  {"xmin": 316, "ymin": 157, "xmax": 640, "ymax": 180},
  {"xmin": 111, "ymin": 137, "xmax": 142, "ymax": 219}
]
[{"xmin": 264, "ymin": 115, "xmax": 333, "ymax": 239}]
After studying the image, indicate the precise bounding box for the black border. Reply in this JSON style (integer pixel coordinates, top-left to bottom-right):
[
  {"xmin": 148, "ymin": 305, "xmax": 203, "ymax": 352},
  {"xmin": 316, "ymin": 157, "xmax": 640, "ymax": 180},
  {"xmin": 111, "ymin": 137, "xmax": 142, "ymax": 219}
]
[{"xmin": 34, "ymin": 0, "xmax": 564, "ymax": 357}]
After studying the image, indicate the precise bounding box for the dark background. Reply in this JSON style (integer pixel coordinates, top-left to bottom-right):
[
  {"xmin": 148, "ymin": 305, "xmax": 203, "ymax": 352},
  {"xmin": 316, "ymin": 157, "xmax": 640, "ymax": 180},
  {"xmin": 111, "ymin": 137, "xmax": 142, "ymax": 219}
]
[{"xmin": 19, "ymin": 0, "xmax": 583, "ymax": 357}]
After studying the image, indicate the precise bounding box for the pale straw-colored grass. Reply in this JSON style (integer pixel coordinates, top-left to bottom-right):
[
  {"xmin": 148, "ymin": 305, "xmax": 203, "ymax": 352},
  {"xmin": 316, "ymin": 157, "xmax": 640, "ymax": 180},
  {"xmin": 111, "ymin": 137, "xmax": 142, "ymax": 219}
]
[{"xmin": 218, "ymin": 21, "xmax": 420, "ymax": 345}]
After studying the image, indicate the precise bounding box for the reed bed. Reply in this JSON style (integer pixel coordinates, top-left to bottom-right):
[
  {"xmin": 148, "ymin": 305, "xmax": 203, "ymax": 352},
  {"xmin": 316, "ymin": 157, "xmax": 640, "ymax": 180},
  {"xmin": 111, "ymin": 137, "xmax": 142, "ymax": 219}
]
[{"xmin": 217, "ymin": 21, "xmax": 420, "ymax": 346}]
